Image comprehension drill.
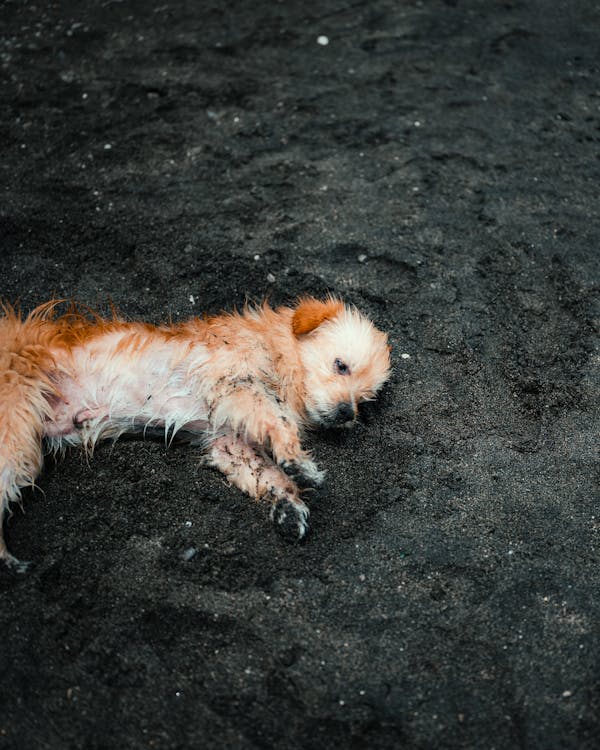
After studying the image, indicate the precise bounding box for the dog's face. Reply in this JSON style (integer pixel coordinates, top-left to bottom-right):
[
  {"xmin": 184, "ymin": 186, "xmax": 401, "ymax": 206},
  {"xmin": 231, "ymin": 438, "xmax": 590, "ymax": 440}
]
[{"xmin": 292, "ymin": 298, "xmax": 391, "ymax": 428}]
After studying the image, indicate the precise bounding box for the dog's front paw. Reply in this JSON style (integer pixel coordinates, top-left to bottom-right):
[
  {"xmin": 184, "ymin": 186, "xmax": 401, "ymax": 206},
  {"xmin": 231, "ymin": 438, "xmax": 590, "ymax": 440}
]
[
  {"xmin": 270, "ymin": 497, "xmax": 310, "ymax": 542},
  {"xmin": 280, "ymin": 458, "xmax": 326, "ymax": 490}
]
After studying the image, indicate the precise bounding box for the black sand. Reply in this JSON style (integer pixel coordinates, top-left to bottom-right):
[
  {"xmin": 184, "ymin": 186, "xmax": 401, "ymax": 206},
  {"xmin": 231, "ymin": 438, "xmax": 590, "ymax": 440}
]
[{"xmin": 1, "ymin": 1, "xmax": 599, "ymax": 747}]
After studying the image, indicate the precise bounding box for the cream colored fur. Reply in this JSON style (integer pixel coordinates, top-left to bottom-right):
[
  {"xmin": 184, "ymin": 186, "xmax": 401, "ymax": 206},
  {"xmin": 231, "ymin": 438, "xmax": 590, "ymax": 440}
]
[{"xmin": 0, "ymin": 297, "xmax": 391, "ymax": 569}]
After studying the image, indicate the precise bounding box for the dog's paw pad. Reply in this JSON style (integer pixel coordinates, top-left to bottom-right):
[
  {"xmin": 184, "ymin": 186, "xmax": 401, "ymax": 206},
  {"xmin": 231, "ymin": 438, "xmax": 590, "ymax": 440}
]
[
  {"xmin": 270, "ymin": 498, "xmax": 310, "ymax": 542},
  {"xmin": 280, "ymin": 459, "xmax": 325, "ymax": 489}
]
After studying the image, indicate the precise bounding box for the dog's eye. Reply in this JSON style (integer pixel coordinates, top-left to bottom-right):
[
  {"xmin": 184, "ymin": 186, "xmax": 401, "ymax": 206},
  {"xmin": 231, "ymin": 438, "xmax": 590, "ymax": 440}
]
[{"xmin": 334, "ymin": 358, "xmax": 351, "ymax": 376}]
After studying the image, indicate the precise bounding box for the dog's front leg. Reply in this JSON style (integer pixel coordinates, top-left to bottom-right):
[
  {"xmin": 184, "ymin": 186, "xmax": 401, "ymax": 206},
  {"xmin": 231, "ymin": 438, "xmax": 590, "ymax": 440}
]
[
  {"xmin": 216, "ymin": 386, "xmax": 325, "ymax": 489},
  {"xmin": 206, "ymin": 433, "xmax": 311, "ymax": 541}
]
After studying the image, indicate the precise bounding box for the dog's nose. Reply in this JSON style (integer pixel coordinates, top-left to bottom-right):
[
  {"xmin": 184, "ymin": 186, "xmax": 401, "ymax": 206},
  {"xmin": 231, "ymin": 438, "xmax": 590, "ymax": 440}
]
[{"xmin": 334, "ymin": 402, "xmax": 354, "ymax": 424}]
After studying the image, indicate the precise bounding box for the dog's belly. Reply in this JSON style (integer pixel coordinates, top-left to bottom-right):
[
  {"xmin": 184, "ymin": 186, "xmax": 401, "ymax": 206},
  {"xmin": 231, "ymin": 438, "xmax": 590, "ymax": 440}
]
[
  {"xmin": 42, "ymin": 366, "xmax": 210, "ymax": 444},
  {"xmin": 43, "ymin": 374, "xmax": 88, "ymax": 439}
]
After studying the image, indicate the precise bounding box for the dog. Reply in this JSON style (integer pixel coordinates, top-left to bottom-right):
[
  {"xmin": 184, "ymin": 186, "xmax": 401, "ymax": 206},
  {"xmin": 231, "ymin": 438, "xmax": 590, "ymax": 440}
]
[{"xmin": 0, "ymin": 296, "xmax": 391, "ymax": 570}]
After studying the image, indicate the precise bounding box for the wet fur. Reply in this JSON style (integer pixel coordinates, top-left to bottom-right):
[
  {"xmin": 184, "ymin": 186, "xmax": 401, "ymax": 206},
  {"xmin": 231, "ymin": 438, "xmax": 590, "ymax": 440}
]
[{"xmin": 0, "ymin": 297, "xmax": 391, "ymax": 570}]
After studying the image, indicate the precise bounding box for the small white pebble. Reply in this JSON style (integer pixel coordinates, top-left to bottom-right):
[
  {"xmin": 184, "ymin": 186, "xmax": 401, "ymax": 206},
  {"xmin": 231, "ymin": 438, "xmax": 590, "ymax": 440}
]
[
  {"xmin": 82, "ymin": 93, "xmax": 88, "ymax": 100},
  {"xmin": 189, "ymin": 294, "xmax": 195, "ymax": 305},
  {"xmin": 401, "ymin": 353, "xmax": 411, "ymax": 359},
  {"xmin": 184, "ymin": 520, "xmax": 192, "ymax": 528},
  {"xmin": 562, "ymin": 690, "xmax": 572, "ymax": 698},
  {"xmin": 317, "ymin": 35, "xmax": 329, "ymax": 46},
  {"xmin": 267, "ymin": 273, "xmax": 276, "ymax": 283},
  {"xmin": 254, "ymin": 254, "xmax": 261, "ymax": 261},
  {"xmin": 357, "ymin": 254, "xmax": 367, "ymax": 263},
  {"xmin": 414, "ymin": 120, "xmax": 421, "ymax": 127},
  {"xmin": 103, "ymin": 143, "xmax": 112, "ymax": 150},
  {"xmin": 339, "ymin": 699, "xmax": 345, "ymax": 706},
  {"xmin": 233, "ymin": 116, "xmax": 240, "ymax": 123}
]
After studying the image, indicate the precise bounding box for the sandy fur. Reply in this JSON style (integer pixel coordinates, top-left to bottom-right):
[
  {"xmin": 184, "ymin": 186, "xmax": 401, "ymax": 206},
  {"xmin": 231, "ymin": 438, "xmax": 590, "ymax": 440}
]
[{"xmin": 0, "ymin": 297, "xmax": 391, "ymax": 568}]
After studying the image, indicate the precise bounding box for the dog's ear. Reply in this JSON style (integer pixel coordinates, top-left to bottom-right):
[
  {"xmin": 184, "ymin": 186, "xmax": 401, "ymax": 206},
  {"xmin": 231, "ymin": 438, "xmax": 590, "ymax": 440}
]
[{"xmin": 292, "ymin": 297, "xmax": 344, "ymax": 336}]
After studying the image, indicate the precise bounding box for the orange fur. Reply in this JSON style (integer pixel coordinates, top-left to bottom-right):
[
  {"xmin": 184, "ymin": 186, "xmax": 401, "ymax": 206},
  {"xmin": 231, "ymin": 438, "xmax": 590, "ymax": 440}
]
[
  {"xmin": 0, "ymin": 296, "xmax": 391, "ymax": 569},
  {"xmin": 291, "ymin": 297, "xmax": 345, "ymax": 336}
]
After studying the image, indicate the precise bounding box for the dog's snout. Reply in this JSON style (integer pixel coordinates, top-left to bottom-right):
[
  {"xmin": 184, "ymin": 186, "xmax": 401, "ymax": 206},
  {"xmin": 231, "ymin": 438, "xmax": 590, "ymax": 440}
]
[{"xmin": 334, "ymin": 402, "xmax": 355, "ymax": 424}]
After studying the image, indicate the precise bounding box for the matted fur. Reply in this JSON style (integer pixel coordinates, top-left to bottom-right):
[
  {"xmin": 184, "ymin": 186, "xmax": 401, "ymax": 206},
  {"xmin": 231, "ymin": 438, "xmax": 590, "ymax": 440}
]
[{"xmin": 0, "ymin": 296, "xmax": 391, "ymax": 569}]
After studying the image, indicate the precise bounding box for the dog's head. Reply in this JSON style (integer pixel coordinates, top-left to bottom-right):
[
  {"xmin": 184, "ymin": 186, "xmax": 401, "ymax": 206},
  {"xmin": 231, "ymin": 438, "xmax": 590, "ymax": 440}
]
[{"xmin": 292, "ymin": 297, "xmax": 391, "ymax": 428}]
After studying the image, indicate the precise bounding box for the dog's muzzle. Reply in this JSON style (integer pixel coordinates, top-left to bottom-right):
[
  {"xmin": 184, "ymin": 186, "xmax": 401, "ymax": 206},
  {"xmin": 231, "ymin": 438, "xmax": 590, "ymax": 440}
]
[{"xmin": 330, "ymin": 402, "xmax": 355, "ymax": 427}]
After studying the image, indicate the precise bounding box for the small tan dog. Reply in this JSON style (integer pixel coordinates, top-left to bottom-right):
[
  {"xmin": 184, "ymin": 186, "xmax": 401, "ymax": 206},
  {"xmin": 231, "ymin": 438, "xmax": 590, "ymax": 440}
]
[{"xmin": 0, "ymin": 296, "xmax": 391, "ymax": 570}]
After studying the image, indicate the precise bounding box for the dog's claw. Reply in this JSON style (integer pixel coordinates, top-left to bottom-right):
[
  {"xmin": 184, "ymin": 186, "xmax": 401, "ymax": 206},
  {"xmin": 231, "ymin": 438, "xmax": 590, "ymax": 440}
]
[{"xmin": 270, "ymin": 498, "xmax": 310, "ymax": 542}]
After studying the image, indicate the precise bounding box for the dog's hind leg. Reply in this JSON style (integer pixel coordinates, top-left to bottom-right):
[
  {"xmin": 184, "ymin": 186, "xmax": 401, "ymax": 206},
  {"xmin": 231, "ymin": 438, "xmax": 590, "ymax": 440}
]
[
  {"xmin": 0, "ymin": 365, "xmax": 50, "ymax": 571},
  {"xmin": 206, "ymin": 433, "xmax": 311, "ymax": 541}
]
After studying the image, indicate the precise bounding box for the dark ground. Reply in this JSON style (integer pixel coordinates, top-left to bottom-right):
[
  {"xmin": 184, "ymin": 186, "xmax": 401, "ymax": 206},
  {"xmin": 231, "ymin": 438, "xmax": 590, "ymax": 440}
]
[{"xmin": 1, "ymin": 0, "xmax": 599, "ymax": 747}]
